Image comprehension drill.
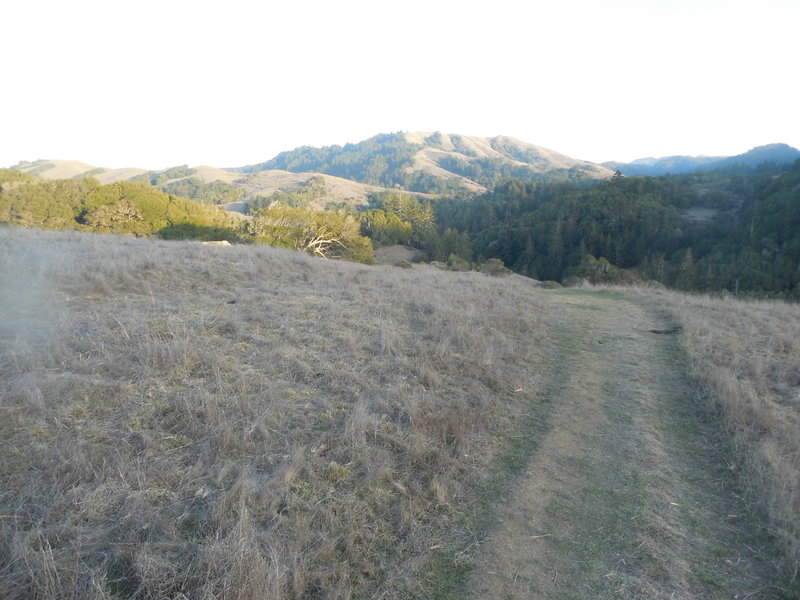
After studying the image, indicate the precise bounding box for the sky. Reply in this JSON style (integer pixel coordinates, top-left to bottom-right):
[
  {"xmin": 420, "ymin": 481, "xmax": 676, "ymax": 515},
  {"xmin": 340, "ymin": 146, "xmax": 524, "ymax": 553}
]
[{"xmin": 3, "ymin": 0, "xmax": 799, "ymax": 170}]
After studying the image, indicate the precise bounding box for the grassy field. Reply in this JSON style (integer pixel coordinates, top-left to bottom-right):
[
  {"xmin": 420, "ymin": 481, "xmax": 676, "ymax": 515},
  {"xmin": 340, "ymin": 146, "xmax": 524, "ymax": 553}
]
[
  {"xmin": 1, "ymin": 228, "xmax": 798, "ymax": 598},
  {"xmin": 0, "ymin": 228, "xmax": 559, "ymax": 598}
]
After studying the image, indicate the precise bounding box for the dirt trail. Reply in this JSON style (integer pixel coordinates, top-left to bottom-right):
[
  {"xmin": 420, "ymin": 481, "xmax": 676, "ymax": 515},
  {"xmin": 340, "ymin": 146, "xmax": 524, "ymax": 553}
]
[{"xmin": 471, "ymin": 290, "xmax": 780, "ymax": 599}]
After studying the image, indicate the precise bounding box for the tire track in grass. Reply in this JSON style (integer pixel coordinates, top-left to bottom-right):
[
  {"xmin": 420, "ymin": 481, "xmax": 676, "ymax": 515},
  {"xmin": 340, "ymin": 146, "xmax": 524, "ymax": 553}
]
[{"xmin": 470, "ymin": 289, "xmax": 784, "ymax": 599}]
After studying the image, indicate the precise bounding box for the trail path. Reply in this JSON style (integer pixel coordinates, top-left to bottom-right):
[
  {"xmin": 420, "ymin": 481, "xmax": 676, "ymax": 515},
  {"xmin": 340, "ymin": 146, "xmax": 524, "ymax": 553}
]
[{"xmin": 470, "ymin": 290, "xmax": 780, "ymax": 599}]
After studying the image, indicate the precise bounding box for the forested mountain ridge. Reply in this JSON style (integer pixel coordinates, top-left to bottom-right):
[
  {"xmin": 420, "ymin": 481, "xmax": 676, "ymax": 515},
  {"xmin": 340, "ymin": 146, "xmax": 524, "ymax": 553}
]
[
  {"xmin": 604, "ymin": 143, "xmax": 800, "ymax": 176},
  {"xmin": 232, "ymin": 132, "xmax": 615, "ymax": 194}
]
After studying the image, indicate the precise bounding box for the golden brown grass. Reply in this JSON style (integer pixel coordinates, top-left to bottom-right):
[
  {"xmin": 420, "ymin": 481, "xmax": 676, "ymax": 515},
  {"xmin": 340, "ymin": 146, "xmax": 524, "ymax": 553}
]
[
  {"xmin": 0, "ymin": 228, "xmax": 555, "ymax": 599},
  {"xmin": 620, "ymin": 285, "xmax": 800, "ymax": 579}
]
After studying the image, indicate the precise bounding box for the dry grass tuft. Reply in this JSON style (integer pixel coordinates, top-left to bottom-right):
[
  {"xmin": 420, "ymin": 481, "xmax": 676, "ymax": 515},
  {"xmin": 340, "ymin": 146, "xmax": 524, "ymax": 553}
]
[
  {"xmin": 0, "ymin": 228, "xmax": 554, "ymax": 598},
  {"xmin": 624, "ymin": 285, "xmax": 800, "ymax": 577}
]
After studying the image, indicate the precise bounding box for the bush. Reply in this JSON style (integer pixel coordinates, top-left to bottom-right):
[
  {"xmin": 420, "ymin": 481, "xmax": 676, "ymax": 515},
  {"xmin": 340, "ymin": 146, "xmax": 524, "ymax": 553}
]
[
  {"xmin": 480, "ymin": 258, "xmax": 512, "ymax": 277},
  {"xmin": 446, "ymin": 253, "xmax": 472, "ymax": 271},
  {"xmin": 539, "ymin": 280, "xmax": 563, "ymax": 289}
]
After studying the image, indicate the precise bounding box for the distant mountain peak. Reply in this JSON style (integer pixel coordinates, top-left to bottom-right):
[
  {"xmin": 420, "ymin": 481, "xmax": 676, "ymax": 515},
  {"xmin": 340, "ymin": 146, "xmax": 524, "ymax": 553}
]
[
  {"xmin": 605, "ymin": 143, "xmax": 800, "ymax": 176},
  {"xmin": 235, "ymin": 132, "xmax": 614, "ymax": 194}
]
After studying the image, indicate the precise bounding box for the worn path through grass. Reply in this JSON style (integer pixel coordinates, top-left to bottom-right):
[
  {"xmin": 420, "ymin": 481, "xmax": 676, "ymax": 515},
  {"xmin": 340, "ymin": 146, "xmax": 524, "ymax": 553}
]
[{"xmin": 470, "ymin": 289, "xmax": 786, "ymax": 599}]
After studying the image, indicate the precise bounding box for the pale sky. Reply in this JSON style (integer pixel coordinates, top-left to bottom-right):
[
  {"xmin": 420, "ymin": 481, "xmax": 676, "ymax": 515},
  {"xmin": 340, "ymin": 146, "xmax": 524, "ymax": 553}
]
[{"xmin": 3, "ymin": 0, "xmax": 798, "ymax": 170}]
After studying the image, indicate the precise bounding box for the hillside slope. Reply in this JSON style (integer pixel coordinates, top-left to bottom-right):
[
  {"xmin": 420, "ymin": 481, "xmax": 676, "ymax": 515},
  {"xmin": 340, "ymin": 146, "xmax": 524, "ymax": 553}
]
[
  {"xmin": 0, "ymin": 228, "xmax": 557, "ymax": 598},
  {"xmin": 9, "ymin": 159, "xmax": 153, "ymax": 183},
  {"xmin": 6, "ymin": 159, "xmax": 422, "ymax": 210},
  {"xmin": 231, "ymin": 170, "xmax": 431, "ymax": 211},
  {"xmin": 6, "ymin": 131, "xmax": 618, "ymax": 209},
  {"xmin": 235, "ymin": 132, "xmax": 615, "ymax": 194},
  {"xmin": 1, "ymin": 229, "xmax": 796, "ymax": 598}
]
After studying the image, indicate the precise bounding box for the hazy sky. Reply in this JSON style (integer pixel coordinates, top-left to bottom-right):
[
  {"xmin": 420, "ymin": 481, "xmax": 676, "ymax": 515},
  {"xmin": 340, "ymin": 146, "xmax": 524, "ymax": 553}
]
[{"xmin": 3, "ymin": 0, "xmax": 798, "ymax": 170}]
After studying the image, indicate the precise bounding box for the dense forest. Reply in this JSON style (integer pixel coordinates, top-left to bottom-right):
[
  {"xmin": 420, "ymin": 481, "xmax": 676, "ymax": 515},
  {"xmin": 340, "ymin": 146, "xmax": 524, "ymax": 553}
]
[{"xmin": 427, "ymin": 161, "xmax": 800, "ymax": 297}]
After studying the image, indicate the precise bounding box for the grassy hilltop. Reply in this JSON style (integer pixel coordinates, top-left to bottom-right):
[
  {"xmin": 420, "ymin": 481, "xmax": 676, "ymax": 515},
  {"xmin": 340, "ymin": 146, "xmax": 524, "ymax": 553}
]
[{"xmin": 1, "ymin": 228, "xmax": 798, "ymax": 598}]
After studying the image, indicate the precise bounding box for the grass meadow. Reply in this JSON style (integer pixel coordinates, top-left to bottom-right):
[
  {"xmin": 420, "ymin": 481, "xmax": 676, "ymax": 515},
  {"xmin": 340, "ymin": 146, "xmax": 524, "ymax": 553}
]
[
  {"xmin": 0, "ymin": 228, "xmax": 556, "ymax": 599},
  {"xmin": 1, "ymin": 228, "xmax": 798, "ymax": 598}
]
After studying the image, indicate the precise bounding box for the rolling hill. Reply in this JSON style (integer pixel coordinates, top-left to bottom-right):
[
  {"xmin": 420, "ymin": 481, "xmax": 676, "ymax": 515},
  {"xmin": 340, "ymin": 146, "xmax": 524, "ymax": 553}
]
[
  {"xmin": 605, "ymin": 143, "xmax": 800, "ymax": 176},
  {"xmin": 233, "ymin": 132, "xmax": 616, "ymax": 193},
  {"xmin": 9, "ymin": 132, "xmax": 616, "ymax": 210},
  {"xmin": 11, "ymin": 137, "xmax": 798, "ymax": 200},
  {"xmin": 7, "ymin": 160, "xmax": 404, "ymax": 211}
]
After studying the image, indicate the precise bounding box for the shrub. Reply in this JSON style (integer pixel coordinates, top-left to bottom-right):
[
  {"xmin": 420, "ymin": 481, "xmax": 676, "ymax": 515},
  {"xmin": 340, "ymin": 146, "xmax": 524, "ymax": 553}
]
[{"xmin": 480, "ymin": 258, "xmax": 512, "ymax": 277}]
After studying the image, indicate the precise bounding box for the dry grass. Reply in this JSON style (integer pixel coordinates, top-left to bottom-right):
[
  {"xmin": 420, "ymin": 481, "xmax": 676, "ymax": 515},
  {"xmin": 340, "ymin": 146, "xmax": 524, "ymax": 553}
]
[
  {"xmin": 622, "ymin": 285, "xmax": 800, "ymax": 579},
  {"xmin": 0, "ymin": 228, "xmax": 555, "ymax": 599}
]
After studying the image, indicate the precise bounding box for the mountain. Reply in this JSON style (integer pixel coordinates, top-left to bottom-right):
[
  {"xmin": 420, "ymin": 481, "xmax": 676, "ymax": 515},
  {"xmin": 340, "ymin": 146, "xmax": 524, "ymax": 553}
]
[
  {"xmin": 713, "ymin": 143, "xmax": 800, "ymax": 169},
  {"xmin": 604, "ymin": 155, "xmax": 725, "ymax": 176},
  {"xmin": 7, "ymin": 160, "xmax": 405, "ymax": 212},
  {"xmin": 10, "ymin": 159, "xmax": 149, "ymax": 183},
  {"xmin": 9, "ymin": 160, "xmax": 242, "ymax": 186},
  {"xmin": 10, "ymin": 133, "xmax": 615, "ymax": 210},
  {"xmin": 605, "ymin": 143, "xmax": 800, "ymax": 176},
  {"xmin": 233, "ymin": 132, "xmax": 615, "ymax": 194}
]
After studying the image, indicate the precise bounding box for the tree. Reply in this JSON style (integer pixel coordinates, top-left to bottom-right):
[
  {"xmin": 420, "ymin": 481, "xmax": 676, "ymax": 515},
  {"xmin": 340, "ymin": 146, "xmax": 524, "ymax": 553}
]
[
  {"xmin": 83, "ymin": 199, "xmax": 147, "ymax": 234},
  {"xmin": 359, "ymin": 209, "xmax": 413, "ymax": 246},
  {"xmin": 246, "ymin": 206, "xmax": 374, "ymax": 263}
]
